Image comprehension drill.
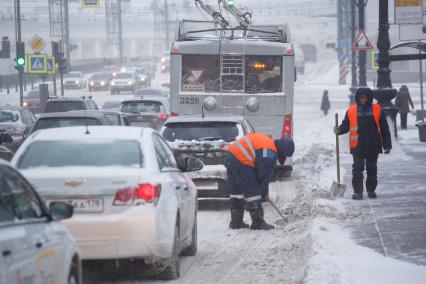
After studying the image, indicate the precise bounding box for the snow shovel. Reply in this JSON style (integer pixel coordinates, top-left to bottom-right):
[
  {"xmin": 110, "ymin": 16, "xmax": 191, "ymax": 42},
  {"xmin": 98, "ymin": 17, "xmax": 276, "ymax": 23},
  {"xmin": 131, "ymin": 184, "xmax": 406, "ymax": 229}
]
[
  {"xmin": 268, "ymin": 197, "xmax": 288, "ymax": 225},
  {"xmin": 330, "ymin": 113, "xmax": 346, "ymax": 198}
]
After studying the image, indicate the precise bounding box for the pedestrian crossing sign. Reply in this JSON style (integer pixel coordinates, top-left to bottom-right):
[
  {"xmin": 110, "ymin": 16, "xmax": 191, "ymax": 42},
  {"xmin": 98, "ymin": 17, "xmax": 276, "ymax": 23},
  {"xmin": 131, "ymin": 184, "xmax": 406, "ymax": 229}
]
[
  {"xmin": 352, "ymin": 30, "xmax": 374, "ymax": 51},
  {"xmin": 47, "ymin": 56, "xmax": 56, "ymax": 74},
  {"xmin": 27, "ymin": 54, "xmax": 47, "ymax": 74},
  {"xmin": 81, "ymin": 0, "xmax": 100, "ymax": 8}
]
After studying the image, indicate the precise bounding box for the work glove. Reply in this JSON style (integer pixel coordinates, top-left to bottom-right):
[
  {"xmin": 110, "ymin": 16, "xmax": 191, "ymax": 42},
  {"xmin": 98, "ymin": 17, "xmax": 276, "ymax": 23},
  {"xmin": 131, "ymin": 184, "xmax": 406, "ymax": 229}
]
[
  {"xmin": 384, "ymin": 148, "xmax": 391, "ymax": 154},
  {"xmin": 334, "ymin": 126, "xmax": 340, "ymax": 135}
]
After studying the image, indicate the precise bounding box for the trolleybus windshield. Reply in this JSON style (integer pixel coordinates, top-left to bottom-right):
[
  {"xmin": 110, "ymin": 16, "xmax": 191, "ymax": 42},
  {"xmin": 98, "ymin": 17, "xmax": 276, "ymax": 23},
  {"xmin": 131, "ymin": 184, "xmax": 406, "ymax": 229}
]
[{"xmin": 181, "ymin": 55, "xmax": 283, "ymax": 94}]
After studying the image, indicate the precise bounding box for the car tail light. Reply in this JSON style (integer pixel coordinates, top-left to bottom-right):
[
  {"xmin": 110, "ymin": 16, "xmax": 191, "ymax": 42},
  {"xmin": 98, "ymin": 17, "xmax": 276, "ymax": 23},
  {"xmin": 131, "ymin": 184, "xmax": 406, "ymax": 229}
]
[
  {"xmin": 113, "ymin": 183, "xmax": 161, "ymax": 206},
  {"xmin": 171, "ymin": 112, "xmax": 178, "ymax": 117},
  {"xmin": 281, "ymin": 114, "xmax": 292, "ymax": 139},
  {"xmin": 158, "ymin": 113, "xmax": 169, "ymax": 121}
]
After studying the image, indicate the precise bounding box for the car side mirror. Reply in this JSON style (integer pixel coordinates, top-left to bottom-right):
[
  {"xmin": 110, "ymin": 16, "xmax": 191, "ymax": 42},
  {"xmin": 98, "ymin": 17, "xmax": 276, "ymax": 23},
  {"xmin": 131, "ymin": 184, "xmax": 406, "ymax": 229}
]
[
  {"xmin": 177, "ymin": 157, "xmax": 204, "ymax": 172},
  {"xmin": 0, "ymin": 133, "xmax": 13, "ymax": 144},
  {"xmin": 50, "ymin": 202, "xmax": 74, "ymax": 221}
]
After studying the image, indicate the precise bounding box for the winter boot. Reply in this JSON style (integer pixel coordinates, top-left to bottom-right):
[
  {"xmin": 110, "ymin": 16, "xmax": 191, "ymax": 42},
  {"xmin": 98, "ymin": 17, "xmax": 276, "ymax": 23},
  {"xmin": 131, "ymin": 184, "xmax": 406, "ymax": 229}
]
[
  {"xmin": 352, "ymin": 193, "xmax": 363, "ymax": 200},
  {"xmin": 229, "ymin": 208, "xmax": 250, "ymax": 229},
  {"xmin": 367, "ymin": 192, "xmax": 377, "ymax": 199},
  {"xmin": 249, "ymin": 208, "xmax": 274, "ymax": 230}
]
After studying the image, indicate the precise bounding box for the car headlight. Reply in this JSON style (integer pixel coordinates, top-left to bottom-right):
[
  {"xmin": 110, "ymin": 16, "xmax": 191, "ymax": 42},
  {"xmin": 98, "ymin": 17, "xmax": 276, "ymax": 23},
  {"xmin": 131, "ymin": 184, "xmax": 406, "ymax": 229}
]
[
  {"xmin": 140, "ymin": 77, "xmax": 145, "ymax": 82},
  {"xmin": 76, "ymin": 80, "xmax": 80, "ymax": 84},
  {"xmin": 90, "ymin": 81, "xmax": 94, "ymax": 86},
  {"xmin": 161, "ymin": 66, "xmax": 165, "ymax": 70},
  {"xmin": 128, "ymin": 81, "xmax": 134, "ymax": 85},
  {"xmin": 100, "ymin": 81, "xmax": 105, "ymax": 86},
  {"xmin": 22, "ymin": 101, "xmax": 28, "ymax": 107},
  {"xmin": 111, "ymin": 81, "xmax": 116, "ymax": 86}
]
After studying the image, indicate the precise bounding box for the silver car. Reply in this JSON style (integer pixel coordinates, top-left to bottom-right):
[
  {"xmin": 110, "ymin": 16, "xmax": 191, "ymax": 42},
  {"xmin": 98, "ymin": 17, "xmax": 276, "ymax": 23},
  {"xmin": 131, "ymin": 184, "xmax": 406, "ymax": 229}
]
[
  {"xmin": 0, "ymin": 160, "xmax": 81, "ymax": 284},
  {"xmin": 11, "ymin": 126, "xmax": 203, "ymax": 280}
]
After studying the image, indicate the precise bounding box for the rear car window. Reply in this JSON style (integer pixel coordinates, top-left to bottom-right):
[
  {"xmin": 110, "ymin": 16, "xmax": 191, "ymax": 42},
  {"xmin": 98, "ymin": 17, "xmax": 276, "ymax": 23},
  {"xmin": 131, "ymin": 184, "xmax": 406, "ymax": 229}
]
[
  {"xmin": 121, "ymin": 101, "xmax": 164, "ymax": 113},
  {"xmin": 0, "ymin": 111, "xmax": 15, "ymax": 123},
  {"xmin": 102, "ymin": 101, "xmax": 121, "ymax": 110},
  {"xmin": 136, "ymin": 89, "xmax": 164, "ymax": 96},
  {"xmin": 33, "ymin": 117, "xmax": 103, "ymax": 132},
  {"xmin": 18, "ymin": 140, "xmax": 143, "ymax": 169},
  {"xmin": 44, "ymin": 101, "xmax": 85, "ymax": 113},
  {"xmin": 162, "ymin": 121, "xmax": 238, "ymax": 142}
]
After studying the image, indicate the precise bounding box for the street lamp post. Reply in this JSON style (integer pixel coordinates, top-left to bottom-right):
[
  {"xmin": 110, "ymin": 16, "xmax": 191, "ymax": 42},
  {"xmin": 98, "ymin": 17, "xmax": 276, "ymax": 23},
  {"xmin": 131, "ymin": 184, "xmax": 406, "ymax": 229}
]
[
  {"xmin": 356, "ymin": 0, "xmax": 368, "ymax": 87},
  {"xmin": 349, "ymin": 0, "xmax": 358, "ymax": 105},
  {"xmin": 374, "ymin": 0, "xmax": 398, "ymax": 137}
]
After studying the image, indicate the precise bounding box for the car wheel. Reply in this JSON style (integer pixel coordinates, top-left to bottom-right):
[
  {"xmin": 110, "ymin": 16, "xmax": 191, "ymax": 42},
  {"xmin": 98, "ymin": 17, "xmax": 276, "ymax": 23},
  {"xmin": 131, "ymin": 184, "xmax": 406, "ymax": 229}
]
[
  {"xmin": 158, "ymin": 222, "xmax": 180, "ymax": 280},
  {"xmin": 181, "ymin": 212, "xmax": 197, "ymax": 256},
  {"xmin": 68, "ymin": 262, "xmax": 79, "ymax": 284}
]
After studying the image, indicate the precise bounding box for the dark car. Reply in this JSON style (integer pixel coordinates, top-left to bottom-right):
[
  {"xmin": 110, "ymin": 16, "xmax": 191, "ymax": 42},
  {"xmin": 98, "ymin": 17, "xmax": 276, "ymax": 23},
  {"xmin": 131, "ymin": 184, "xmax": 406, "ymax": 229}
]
[
  {"xmin": 160, "ymin": 115, "xmax": 255, "ymax": 198},
  {"xmin": 0, "ymin": 106, "xmax": 36, "ymax": 152},
  {"xmin": 43, "ymin": 97, "xmax": 99, "ymax": 113},
  {"xmin": 88, "ymin": 72, "xmax": 113, "ymax": 92},
  {"xmin": 119, "ymin": 97, "xmax": 171, "ymax": 130},
  {"xmin": 30, "ymin": 110, "xmax": 129, "ymax": 134},
  {"xmin": 0, "ymin": 132, "xmax": 14, "ymax": 161},
  {"xmin": 300, "ymin": 43, "xmax": 317, "ymax": 63},
  {"xmin": 23, "ymin": 89, "xmax": 43, "ymax": 113},
  {"xmin": 135, "ymin": 87, "xmax": 169, "ymax": 97}
]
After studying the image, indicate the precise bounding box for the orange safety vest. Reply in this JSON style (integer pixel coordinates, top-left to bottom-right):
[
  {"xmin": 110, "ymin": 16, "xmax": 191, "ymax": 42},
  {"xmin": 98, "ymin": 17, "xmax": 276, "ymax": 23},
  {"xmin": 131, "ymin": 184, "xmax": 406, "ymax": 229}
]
[
  {"xmin": 348, "ymin": 104, "xmax": 382, "ymax": 149},
  {"xmin": 228, "ymin": 133, "xmax": 277, "ymax": 168}
]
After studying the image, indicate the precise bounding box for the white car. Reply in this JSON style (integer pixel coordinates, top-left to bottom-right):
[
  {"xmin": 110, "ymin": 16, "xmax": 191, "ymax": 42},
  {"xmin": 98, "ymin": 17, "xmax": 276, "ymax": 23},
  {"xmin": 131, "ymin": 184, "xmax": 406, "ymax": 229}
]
[
  {"xmin": 110, "ymin": 72, "xmax": 139, "ymax": 94},
  {"xmin": 64, "ymin": 72, "xmax": 86, "ymax": 89},
  {"xmin": 0, "ymin": 160, "xmax": 81, "ymax": 284},
  {"xmin": 11, "ymin": 126, "xmax": 203, "ymax": 280}
]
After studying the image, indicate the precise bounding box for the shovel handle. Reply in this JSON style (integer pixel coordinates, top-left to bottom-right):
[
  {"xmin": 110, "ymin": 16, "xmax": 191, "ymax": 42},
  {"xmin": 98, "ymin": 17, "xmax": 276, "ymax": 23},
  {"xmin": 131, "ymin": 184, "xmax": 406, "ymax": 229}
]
[
  {"xmin": 335, "ymin": 113, "xmax": 341, "ymax": 183},
  {"xmin": 268, "ymin": 197, "xmax": 286, "ymax": 219}
]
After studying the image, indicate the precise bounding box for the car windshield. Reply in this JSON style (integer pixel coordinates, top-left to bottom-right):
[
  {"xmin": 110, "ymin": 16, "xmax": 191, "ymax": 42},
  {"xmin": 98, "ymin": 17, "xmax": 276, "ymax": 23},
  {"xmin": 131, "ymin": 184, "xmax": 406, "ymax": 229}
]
[
  {"xmin": 162, "ymin": 121, "xmax": 239, "ymax": 142},
  {"xmin": 115, "ymin": 73, "xmax": 132, "ymax": 79},
  {"xmin": 91, "ymin": 74, "xmax": 109, "ymax": 80},
  {"xmin": 121, "ymin": 101, "xmax": 164, "ymax": 113},
  {"xmin": 33, "ymin": 117, "xmax": 102, "ymax": 132},
  {"xmin": 136, "ymin": 89, "xmax": 165, "ymax": 96},
  {"xmin": 27, "ymin": 91, "xmax": 40, "ymax": 98},
  {"xmin": 44, "ymin": 101, "xmax": 85, "ymax": 113},
  {"xmin": 0, "ymin": 111, "xmax": 15, "ymax": 122},
  {"xmin": 65, "ymin": 73, "xmax": 80, "ymax": 78},
  {"xmin": 18, "ymin": 140, "xmax": 143, "ymax": 169}
]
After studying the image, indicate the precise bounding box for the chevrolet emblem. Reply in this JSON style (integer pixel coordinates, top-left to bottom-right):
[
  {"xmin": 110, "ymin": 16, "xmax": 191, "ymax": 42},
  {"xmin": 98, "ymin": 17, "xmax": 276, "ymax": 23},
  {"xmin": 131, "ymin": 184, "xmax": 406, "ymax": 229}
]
[{"xmin": 65, "ymin": 180, "xmax": 83, "ymax": 188}]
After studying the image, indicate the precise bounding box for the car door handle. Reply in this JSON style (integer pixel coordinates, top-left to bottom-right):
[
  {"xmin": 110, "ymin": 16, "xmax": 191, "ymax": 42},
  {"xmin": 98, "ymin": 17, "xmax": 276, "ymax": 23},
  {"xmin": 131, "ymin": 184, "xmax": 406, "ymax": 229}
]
[
  {"xmin": 2, "ymin": 250, "xmax": 11, "ymax": 257},
  {"xmin": 35, "ymin": 242, "xmax": 43, "ymax": 249},
  {"xmin": 182, "ymin": 185, "xmax": 189, "ymax": 191}
]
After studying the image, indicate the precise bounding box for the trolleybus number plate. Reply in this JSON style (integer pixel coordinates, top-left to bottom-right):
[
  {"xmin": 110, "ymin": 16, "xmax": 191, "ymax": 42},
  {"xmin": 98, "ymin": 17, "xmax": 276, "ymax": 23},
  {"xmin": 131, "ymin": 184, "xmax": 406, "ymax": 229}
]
[{"xmin": 180, "ymin": 97, "xmax": 200, "ymax": 105}]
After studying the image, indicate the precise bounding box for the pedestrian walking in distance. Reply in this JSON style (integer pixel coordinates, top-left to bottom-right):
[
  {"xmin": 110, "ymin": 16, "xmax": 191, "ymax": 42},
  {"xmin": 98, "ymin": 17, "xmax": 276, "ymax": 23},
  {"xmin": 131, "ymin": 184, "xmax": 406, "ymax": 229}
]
[
  {"xmin": 224, "ymin": 133, "xmax": 295, "ymax": 230},
  {"xmin": 321, "ymin": 89, "xmax": 331, "ymax": 115},
  {"xmin": 334, "ymin": 87, "xmax": 392, "ymax": 200},
  {"xmin": 395, "ymin": 85, "xmax": 414, "ymax": 130}
]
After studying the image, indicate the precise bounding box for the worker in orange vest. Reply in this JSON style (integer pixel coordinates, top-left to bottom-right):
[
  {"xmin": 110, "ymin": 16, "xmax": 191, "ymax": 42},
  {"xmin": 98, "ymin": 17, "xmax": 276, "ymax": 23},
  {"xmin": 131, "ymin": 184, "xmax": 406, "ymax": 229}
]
[
  {"xmin": 225, "ymin": 133, "xmax": 295, "ymax": 230},
  {"xmin": 334, "ymin": 87, "xmax": 392, "ymax": 200}
]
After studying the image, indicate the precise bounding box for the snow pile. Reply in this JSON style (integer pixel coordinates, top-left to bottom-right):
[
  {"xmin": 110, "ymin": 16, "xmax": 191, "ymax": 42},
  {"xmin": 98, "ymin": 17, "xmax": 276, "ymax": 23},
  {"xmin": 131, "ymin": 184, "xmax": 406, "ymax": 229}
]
[
  {"xmin": 305, "ymin": 218, "xmax": 426, "ymax": 284},
  {"xmin": 312, "ymin": 198, "xmax": 360, "ymax": 220}
]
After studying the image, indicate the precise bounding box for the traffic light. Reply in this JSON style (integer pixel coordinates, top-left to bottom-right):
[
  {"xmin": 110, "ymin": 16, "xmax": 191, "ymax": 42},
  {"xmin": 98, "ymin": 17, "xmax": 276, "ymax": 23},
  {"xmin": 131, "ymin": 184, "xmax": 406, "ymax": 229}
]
[
  {"xmin": 227, "ymin": 0, "xmax": 235, "ymax": 6},
  {"xmin": 15, "ymin": 41, "xmax": 25, "ymax": 70},
  {"xmin": 0, "ymin": 37, "xmax": 10, "ymax": 59}
]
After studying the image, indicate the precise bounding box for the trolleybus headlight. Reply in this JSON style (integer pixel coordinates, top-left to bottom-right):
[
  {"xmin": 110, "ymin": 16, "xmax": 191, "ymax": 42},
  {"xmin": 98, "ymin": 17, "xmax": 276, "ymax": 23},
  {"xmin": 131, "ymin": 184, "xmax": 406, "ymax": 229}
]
[
  {"xmin": 203, "ymin": 97, "xmax": 217, "ymax": 111},
  {"xmin": 246, "ymin": 97, "xmax": 260, "ymax": 112}
]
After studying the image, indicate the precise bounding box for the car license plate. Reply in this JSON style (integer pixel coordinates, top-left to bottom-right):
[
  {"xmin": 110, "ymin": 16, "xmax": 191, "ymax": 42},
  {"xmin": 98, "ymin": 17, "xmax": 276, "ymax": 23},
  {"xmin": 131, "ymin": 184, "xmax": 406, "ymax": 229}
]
[{"xmin": 46, "ymin": 198, "xmax": 104, "ymax": 213}]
